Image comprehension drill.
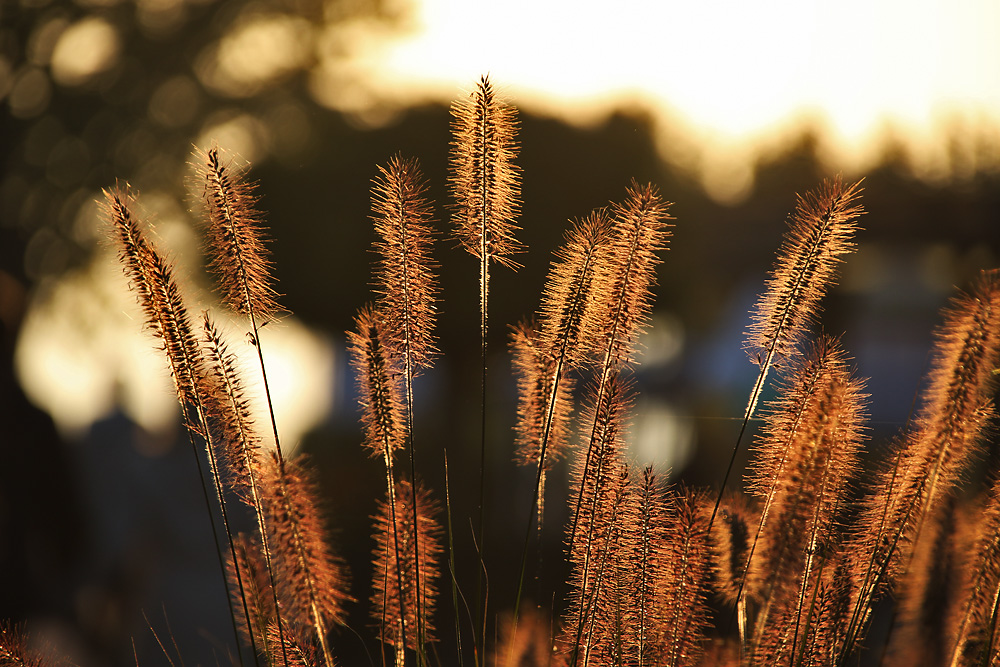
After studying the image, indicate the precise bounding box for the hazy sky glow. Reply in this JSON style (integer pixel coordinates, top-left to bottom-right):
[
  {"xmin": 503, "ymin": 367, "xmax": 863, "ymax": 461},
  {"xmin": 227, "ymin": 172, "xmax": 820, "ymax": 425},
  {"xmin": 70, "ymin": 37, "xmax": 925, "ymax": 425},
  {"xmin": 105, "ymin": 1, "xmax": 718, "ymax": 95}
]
[
  {"xmin": 355, "ymin": 0, "xmax": 1000, "ymax": 199},
  {"xmin": 13, "ymin": 0, "xmax": 1000, "ymax": 440}
]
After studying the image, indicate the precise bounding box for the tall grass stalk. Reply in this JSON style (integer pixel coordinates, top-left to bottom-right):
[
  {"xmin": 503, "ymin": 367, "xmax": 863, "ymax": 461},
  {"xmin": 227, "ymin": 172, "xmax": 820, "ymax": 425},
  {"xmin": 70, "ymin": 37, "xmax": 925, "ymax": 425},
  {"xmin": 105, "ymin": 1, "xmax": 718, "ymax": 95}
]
[{"xmin": 449, "ymin": 74, "xmax": 522, "ymax": 667}]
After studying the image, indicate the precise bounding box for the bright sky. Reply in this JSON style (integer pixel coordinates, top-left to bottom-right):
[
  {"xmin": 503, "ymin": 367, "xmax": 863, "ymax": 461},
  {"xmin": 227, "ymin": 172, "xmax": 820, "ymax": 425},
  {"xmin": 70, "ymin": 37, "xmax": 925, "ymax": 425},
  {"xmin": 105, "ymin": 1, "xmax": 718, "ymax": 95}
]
[{"xmin": 353, "ymin": 0, "xmax": 1000, "ymax": 199}]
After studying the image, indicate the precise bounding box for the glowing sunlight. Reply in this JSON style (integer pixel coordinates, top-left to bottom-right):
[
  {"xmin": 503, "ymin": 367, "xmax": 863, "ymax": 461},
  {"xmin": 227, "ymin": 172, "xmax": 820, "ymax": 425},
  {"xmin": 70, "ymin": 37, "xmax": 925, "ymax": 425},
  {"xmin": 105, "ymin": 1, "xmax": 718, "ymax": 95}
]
[{"xmin": 357, "ymin": 0, "xmax": 1000, "ymax": 200}]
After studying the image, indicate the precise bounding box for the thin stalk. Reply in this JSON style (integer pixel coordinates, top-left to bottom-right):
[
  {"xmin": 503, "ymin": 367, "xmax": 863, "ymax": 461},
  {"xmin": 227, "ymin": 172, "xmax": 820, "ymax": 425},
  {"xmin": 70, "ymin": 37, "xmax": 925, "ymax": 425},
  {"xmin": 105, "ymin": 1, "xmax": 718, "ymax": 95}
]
[
  {"xmin": 183, "ymin": 420, "xmax": 248, "ymax": 666},
  {"xmin": 403, "ymin": 272, "xmax": 426, "ymax": 667},
  {"xmin": 443, "ymin": 451, "xmax": 465, "ymax": 667},
  {"xmin": 382, "ymin": 450, "xmax": 410, "ymax": 666},
  {"xmin": 475, "ymin": 111, "xmax": 491, "ymax": 667},
  {"xmin": 707, "ymin": 355, "xmax": 771, "ymax": 534}
]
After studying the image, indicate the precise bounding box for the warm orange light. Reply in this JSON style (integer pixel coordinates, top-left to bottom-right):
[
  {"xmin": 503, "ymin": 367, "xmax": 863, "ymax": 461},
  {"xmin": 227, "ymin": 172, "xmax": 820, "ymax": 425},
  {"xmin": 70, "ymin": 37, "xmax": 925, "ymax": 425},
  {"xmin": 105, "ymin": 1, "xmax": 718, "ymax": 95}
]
[{"xmin": 343, "ymin": 0, "xmax": 1000, "ymax": 201}]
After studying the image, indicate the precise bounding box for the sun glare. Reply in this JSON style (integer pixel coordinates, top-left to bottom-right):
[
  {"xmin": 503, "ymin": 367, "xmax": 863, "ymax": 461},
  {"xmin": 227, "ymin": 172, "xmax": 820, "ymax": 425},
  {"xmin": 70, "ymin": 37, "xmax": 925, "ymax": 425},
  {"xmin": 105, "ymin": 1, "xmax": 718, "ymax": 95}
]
[{"xmin": 359, "ymin": 0, "xmax": 1000, "ymax": 197}]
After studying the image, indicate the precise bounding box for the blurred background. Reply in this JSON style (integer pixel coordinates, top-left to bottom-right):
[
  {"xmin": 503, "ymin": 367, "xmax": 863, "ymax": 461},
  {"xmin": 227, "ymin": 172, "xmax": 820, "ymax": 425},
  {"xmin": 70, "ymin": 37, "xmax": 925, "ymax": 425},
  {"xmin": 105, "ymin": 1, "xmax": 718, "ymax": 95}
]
[{"xmin": 1, "ymin": 0, "xmax": 999, "ymax": 664}]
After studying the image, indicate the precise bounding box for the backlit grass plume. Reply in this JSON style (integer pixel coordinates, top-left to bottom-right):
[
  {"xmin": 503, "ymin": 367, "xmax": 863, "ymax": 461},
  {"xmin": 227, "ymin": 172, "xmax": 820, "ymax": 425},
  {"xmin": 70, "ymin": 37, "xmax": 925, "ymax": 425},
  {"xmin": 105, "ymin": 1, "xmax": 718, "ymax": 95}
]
[
  {"xmin": 516, "ymin": 211, "xmax": 613, "ymax": 518},
  {"xmin": 744, "ymin": 336, "xmax": 867, "ymax": 664},
  {"xmin": 371, "ymin": 154, "xmax": 438, "ymax": 371},
  {"xmin": 262, "ymin": 453, "xmax": 351, "ymax": 667},
  {"xmin": 355, "ymin": 154, "xmax": 441, "ymax": 664},
  {"xmin": 266, "ymin": 623, "xmax": 317, "ymax": 667},
  {"xmin": 450, "ymin": 74, "xmax": 522, "ymax": 662},
  {"xmin": 745, "ymin": 338, "xmax": 866, "ymax": 594},
  {"xmin": 569, "ymin": 183, "xmax": 673, "ymax": 547},
  {"xmin": 537, "ymin": 211, "xmax": 615, "ymax": 368},
  {"xmin": 348, "ymin": 305, "xmax": 406, "ymax": 462},
  {"xmin": 227, "ymin": 535, "xmax": 276, "ymax": 658},
  {"xmin": 658, "ymin": 488, "xmax": 714, "ymax": 667},
  {"xmin": 106, "ymin": 187, "xmax": 205, "ymax": 410},
  {"xmin": 745, "ymin": 177, "xmax": 864, "ymax": 377},
  {"xmin": 449, "ymin": 74, "xmax": 521, "ymax": 272},
  {"xmin": 510, "ymin": 321, "xmax": 576, "ymax": 474},
  {"xmin": 198, "ymin": 146, "xmax": 282, "ymax": 322},
  {"xmin": 586, "ymin": 183, "xmax": 673, "ymax": 372},
  {"xmin": 948, "ymin": 478, "xmax": 1000, "ymax": 666},
  {"xmin": 201, "ymin": 313, "xmax": 263, "ymax": 503},
  {"xmin": 204, "ymin": 313, "xmax": 290, "ymax": 666},
  {"xmin": 81, "ymin": 79, "xmax": 1000, "ymax": 667},
  {"xmin": 842, "ymin": 270, "xmax": 1000, "ymax": 662},
  {"xmin": 710, "ymin": 177, "xmax": 863, "ymax": 534},
  {"xmin": 106, "ymin": 186, "xmax": 260, "ymax": 662},
  {"xmin": 629, "ymin": 467, "xmax": 670, "ymax": 667},
  {"xmin": 371, "ymin": 480, "xmax": 443, "ymax": 657},
  {"xmin": 348, "ymin": 304, "xmax": 413, "ymax": 661}
]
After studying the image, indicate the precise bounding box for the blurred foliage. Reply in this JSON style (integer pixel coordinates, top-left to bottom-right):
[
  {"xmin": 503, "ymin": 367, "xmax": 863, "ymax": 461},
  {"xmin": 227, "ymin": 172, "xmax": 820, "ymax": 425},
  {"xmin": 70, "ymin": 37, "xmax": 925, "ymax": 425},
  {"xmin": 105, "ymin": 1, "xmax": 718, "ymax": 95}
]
[{"xmin": 0, "ymin": 0, "xmax": 411, "ymax": 284}]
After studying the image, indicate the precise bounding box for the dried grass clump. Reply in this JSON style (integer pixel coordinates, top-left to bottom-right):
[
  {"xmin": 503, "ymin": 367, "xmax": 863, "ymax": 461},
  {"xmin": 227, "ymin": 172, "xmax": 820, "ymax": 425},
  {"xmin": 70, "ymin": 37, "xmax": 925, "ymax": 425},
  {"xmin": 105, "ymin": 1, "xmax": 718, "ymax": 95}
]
[{"xmin": 17, "ymin": 77, "xmax": 993, "ymax": 667}]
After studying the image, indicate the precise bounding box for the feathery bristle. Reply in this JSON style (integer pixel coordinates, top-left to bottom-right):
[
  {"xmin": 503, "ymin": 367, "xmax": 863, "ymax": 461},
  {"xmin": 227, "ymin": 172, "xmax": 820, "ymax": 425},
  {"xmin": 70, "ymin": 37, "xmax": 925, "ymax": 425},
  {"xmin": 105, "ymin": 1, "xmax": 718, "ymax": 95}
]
[
  {"xmin": 910, "ymin": 270, "xmax": 1000, "ymax": 490},
  {"xmin": 538, "ymin": 210, "xmax": 615, "ymax": 368},
  {"xmin": 842, "ymin": 272, "xmax": 1000, "ymax": 663},
  {"xmin": 887, "ymin": 501, "xmax": 961, "ymax": 667},
  {"xmin": 370, "ymin": 478, "xmax": 443, "ymax": 649},
  {"xmin": 198, "ymin": 146, "xmax": 283, "ymax": 321},
  {"xmin": 745, "ymin": 177, "xmax": 863, "ymax": 366},
  {"xmin": 659, "ymin": 487, "xmax": 714, "ymax": 667},
  {"xmin": 105, "ymin": 186, "xmax": 205, "ymax": 411},
  {"xmin": 347, "ymin": 305, "xmax": 406, "ymax": 461},
  {"xmin": 449, "ymin": 74, "xmax": 522, "ymax": 269},
  {"xmin": 226, "ymin": 534, "xmax": 275, "ymax": 655},
  {"xmin": 742, "ymin": 336, "xmax": 868, "ymax": 665},
  {"xmin": 587, "ymin": 182, "xmax": 673, "ymax": 370},
  {"xmin": 947, "ymin": 472, "xmax": 1000, "ymax": 666},
  {"xmin": 625, "ymin": 467, "xmax": 670, "ymax": 667},
  {"xmin": 266, "ymin": 622, "xmax": 318, "ymax": 667},
  {"xmin": 262, "ymin": 453, "xmax": 351, "ymax": 636},
  {"xmin": 747, "ymin": 337, "xmax": 866, "ymax": 631},
  {"xmin": 202, "ymin": 313, "xmax": 263, "ymax": 501},
  {"xmin": 371, "ymin": 154, "xmax": 439, "ymax": 371},
  {"xmin": 859, "ymin": 271, "xmax": 1000, "ymax": 580},
  {"xmin": 562, "ymin": 375, "xmax": 632, "ymax": 661},
  {"xmin": 510, "ymin": 321, "xmax": 575, "ymax": 469},
  {"xmin": 0, "ymin": 622, "xmax": 44, "ymax": 667}
]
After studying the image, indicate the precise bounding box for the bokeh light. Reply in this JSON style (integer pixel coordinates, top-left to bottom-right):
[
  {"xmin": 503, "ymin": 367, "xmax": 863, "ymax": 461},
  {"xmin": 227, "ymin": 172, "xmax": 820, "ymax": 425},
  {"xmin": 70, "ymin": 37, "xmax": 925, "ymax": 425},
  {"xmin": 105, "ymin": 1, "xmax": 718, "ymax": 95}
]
[{"xmin": 50, "ymin": 16, "xmax": 120, "ymax": 87}]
